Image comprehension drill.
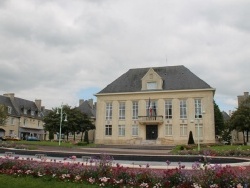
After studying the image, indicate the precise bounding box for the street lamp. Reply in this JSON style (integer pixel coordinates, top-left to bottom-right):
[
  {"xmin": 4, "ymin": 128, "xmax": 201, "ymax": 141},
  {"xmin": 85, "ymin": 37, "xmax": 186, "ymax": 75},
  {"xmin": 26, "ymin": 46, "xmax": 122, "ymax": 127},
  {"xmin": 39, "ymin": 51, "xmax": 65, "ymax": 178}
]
[
  {"xmin": 191, "ymin": 108, "xmax": 205, "ymax": 151},
  {"xmin": 56, "ymin": 103, "xmax": 67, "ymax": 146}
]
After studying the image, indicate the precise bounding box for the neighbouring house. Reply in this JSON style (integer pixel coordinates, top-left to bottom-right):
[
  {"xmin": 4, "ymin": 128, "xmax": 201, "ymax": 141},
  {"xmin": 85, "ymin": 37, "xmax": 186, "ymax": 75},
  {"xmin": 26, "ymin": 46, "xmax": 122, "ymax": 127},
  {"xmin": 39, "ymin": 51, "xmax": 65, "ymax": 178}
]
[
  {"xmin": 0, "ymin": 93, "xmax": 46, "ymax": 140},
  {"xmin": 231, "ymin": 91, "xmax": 250, "ymax": 144},
  {"xmin": 74, "ymin": 99, "xmax": 96, "ymax": 142},
  {"xmin": 95, "ymin": 65, "xmax": 216, "ymax": 146}
]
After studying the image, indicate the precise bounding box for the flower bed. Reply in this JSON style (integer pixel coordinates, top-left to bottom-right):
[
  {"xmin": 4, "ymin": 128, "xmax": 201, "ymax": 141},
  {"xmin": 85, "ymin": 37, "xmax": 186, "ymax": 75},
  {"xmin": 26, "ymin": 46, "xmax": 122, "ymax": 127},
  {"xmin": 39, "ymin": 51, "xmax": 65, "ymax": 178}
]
[{"xmin": 0, "ymin": 154, "xmax": 249, "ymax": 188}]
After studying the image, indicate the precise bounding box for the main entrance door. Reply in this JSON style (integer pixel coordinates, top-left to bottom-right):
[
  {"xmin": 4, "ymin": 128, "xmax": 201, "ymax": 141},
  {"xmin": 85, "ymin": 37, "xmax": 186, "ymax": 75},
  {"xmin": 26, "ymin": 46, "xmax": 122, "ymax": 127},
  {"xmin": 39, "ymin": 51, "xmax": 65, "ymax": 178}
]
[{"xmin": 146, "ymin": 125, "xmax": 158, "ymax": 140}]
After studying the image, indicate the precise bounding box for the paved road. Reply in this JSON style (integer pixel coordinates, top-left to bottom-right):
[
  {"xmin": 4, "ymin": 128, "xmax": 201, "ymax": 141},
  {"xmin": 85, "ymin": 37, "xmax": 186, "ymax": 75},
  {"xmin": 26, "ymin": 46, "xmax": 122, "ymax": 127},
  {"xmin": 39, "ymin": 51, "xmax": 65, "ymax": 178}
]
[{"xmin": 0, "ymin": 146, "xmax": 250, "ymax": 169}]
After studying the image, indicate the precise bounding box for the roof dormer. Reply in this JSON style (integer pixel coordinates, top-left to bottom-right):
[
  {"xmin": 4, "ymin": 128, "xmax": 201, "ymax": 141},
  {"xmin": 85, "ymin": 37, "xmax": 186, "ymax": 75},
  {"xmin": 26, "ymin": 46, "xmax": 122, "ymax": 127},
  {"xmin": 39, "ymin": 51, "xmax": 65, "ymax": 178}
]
[{"xmin": 141, "ymin": 68, "xmax": 163, "ymax": 90}]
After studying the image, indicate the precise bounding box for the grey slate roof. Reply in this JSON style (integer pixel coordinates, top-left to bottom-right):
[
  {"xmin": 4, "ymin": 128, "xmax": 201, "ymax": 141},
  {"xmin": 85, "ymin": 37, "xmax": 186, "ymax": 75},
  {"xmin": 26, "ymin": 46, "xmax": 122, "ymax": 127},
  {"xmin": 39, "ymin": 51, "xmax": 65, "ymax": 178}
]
[
  {"xmin": 98, "ymin": 65, "xmax": 213, "ymax": 94},
  {"xmin": 0, "ymin": 95, "xmax": 44, "ymax": 118},
  {"xmin": 222, "ymin": 111, "xmax": 230, "ymax": 121},
  {"xmin": 77, "ymin": 100, "xmax": 96, "ymax": 118},
  {"xmin": 0, "ymin": 95, "xmax": 19, "ymax": 116}
]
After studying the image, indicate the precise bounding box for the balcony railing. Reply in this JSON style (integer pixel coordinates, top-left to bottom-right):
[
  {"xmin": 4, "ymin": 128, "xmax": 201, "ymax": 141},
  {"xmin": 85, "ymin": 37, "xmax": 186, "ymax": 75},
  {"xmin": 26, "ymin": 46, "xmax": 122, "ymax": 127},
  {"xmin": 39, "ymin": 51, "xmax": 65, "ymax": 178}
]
[{"xmin": 138, "ymin": 116, "xmax": 164, "ymax": 125}]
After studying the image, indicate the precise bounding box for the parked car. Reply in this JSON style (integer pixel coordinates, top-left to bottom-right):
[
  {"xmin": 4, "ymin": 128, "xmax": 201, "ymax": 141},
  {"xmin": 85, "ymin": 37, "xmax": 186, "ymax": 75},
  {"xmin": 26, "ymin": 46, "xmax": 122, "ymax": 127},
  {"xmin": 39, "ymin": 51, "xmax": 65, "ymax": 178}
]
[
  {"xmin": 26, "ymin": 136, "xmax": 40, "ymax": 141},
  {"xmin": 1, "ymin": 136, "xmax": 21, "ymax": 141}
]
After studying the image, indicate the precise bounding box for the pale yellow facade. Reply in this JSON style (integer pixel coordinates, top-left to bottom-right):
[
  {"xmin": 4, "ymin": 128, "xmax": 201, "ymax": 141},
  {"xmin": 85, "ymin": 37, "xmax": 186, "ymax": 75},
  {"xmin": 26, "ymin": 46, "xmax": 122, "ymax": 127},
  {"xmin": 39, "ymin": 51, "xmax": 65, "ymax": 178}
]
[
  {"xmin": 95, "ymin": 89, "xmax": 215, "ymax": 145},
  {"xmin": 95, "ymin": 67, "xmax": 216, "ymax": 146}
]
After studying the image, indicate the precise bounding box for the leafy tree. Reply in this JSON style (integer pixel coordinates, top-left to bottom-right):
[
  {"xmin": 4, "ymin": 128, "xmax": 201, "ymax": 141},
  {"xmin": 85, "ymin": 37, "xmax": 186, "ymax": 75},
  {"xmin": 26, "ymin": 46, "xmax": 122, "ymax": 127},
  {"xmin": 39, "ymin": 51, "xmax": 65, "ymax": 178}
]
[
  {"xmin": 214, "ymin": 101, "xmax": 225, "ymax": 136},
  {"xmin": 221, "ymin": 120, "xmax": 232, "ymax": 144},
  {"xmin": 230, "ymin": 102, "xmax": 250, "ymax": 145},
  {"xmin": 0, "ymin": 105, "xmax": 8, "ymax": 126},
  {"xmin": 84, "ymin": 130, "xmax": 89, "ymax": 144},
  {"xmin": 188, "ymin": 131, "xmax": 195, "ymax": 145},
  {"xmin": 43, "ymin": 105, "xmax": 94, "ymax": 142}
]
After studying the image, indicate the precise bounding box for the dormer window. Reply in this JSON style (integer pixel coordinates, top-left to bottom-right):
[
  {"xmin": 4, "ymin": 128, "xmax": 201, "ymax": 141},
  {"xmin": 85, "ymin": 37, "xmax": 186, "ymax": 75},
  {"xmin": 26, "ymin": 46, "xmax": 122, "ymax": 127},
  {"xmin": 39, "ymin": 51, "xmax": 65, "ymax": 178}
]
[
  {"xmin": 23, "ymin": 109, "xmax": 27, "ymax": 114},
  {"xmin": 8, "ymin": 106, "xmax": 12, "ymax": 114},
  {"xmin": 147, "ymin": 82, "xmax": 157, "ymax": 90},
  {"xmin": 31, "ymin": 110, "xmax": 35, "ymax": 116},
  {"xmin": 141, "ymin": 68, "xmax": 163, "ymax": 90}
]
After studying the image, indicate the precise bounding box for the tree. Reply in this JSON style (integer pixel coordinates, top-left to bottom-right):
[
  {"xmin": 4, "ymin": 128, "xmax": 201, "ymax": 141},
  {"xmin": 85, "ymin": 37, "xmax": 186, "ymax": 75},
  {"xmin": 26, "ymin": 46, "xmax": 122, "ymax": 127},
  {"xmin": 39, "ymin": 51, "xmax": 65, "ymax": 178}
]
[
  {"xmin": 188, "ymin": 131, "xmax": 195, "ymax": 145},
  {"xmin": 214, "ymin": 101, "xmax": 225, "ymax": 136},
  {"xmin": 230, "ymin": 103, "xmax": 250, "ymax": 145},
  {"xmin": 43, "ymin": 105, "xmax": 94, "ymax": 142},
  {"xmin": 0, "ymin": 105, "xmax": 8, "ymax": 126},
  {"xmin": 84, "ymin": 130, "xmax": 89, "ymax": 144}
]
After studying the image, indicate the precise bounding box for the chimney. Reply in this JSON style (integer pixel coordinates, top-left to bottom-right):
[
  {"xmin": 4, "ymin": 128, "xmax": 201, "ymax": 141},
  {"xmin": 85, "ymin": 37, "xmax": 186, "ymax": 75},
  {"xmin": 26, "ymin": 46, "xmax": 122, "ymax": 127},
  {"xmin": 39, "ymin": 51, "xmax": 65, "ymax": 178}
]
[
  {"xmin": 244, "ymin": 92, "xmax": 249, "ymax": 97},
  {"xmin": 35, "ymin": 99, "xmax": 42, "ymax": 111},
  {"xmin": 79, "ymin": 99, "xmax": 84, "ymax": 106},
  {"xmin": 3, "ymin": 93, "xmax": 15, "ymax": 100}
]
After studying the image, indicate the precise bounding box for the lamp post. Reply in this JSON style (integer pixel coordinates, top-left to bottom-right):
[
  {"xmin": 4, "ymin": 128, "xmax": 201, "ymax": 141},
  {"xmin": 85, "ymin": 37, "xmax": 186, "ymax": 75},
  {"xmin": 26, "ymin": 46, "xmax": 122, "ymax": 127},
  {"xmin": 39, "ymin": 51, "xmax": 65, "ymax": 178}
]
[
  {"xmin": 191, "ymin": 106, "xmax": 205, "ymax": 151},
  {"xmin": 57, "ymin": 103, "xmax": 67, "ymax": 146},
  {"xmin": 197, "ymin": 117, "xmax": 200, "ymax": 151}
]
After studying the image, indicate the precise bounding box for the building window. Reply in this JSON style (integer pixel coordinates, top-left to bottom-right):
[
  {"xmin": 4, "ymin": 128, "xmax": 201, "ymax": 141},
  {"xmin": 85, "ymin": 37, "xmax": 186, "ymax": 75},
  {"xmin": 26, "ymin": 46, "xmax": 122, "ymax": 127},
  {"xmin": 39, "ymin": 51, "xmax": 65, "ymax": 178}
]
[
  {"xmin": 119, "ymin": 102, "xmax": 125, "ymax": 120},
  {"xmin": 11, "ymin": 118, "xmax": 14, "ymax": 125},
  {"xmin": 195, "ymin": 124, "xmax": 203, "ymax": 137},
  {"xmin": 180, "ymin": 124, "xmax": 187, "ymax": 136},
  {"xmin": 147, "ymin": 82, "xmax": 157, "ymax": 90},
  {"xmin": 23, "ymin": 118, "xmax": 27, "ymax": 126},
  {"xmin": 38, "ymin": 121, "xmax": 40, "ymax": 127},
  {"xmin": 146, "ymin": 100, "xmax": 157, "ymax": 116},
  {"xmin": 132, "ymin": 125, "xmax": 139, "ymax": 136},
  {"xmin": 165, "ymin": 124, "xmax": 173, "ymax": 136},
  {"xmin": 38, "ymin": 112, "xmax": 41, "ymax": 117},
  {"xmin": 118, "ymin": 125, "xmax": 125, "ymax": 136},
  {"xmin": 165, "ymin": 100, "xmax": 172, "ymax": 119},
  {"xmin": 7, "ymin": 106, "xmax": 12, "ymax": 114},
  {"xmin": 31, "ymin": 110, "xmax": 35, "ymax": 116},
  {"xmin": 132, "ymin": 101, "xmax": 138, "ymax": 120},
  {"xmin": 105, "ymin": 125, "xmax": 112, "ymax": 136},
  {"xmin": 195, "ymin": 99, "xmax": 202, "ymax": 118},
  {"xmin": 180, "ymin": 99, "xmax": 187, "ymax": 119},
  {"xmin": 23, "ymin": 109, "xmax": 27, "ymax": 114},
  {"xmin": 106, "ymin": 102, "xmax": 112, "ymax": 120},
  {"xmin": 9, "ymin": 130, "xmax": 14, "ymax": 136}
]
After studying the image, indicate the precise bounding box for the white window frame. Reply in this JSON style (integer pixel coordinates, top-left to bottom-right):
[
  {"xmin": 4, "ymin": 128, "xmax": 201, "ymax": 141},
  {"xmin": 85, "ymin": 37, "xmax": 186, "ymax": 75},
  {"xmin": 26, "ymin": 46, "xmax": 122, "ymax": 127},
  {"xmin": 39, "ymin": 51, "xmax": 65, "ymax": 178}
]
[
  {"xmin": 165, "ymin": 124, "xmax": 173, "ymax": 136},
  {"xmin": 132, "ymin": 124, "xmax": 139, "ymax": 136},
  {"xmin": 195, "ymin": 99, "xmax": 202, "ymax": 119},
  {"xmin": 119, "ymin": 102, "xmax": 125, "ymax": 120},
  {"xmin": 180, "ymin": 99, "xmax": 187, "ymax": 119},
  {"xmin": 8, "ymin": 106, "xmax": 12, "ymax": 114},
  {"xmin": 180, "ymin": 124, "xmax": 187, "ymax": 136},
  {"xmin": 195, "ymin": 124, "xmax": 203, "ymax": 137},
  {"xmin": 106, "ymin": 102, "xmax": 112, "ymax": 120},
  {"xmin": 31, "ymin": 110, "xmax": 35, "ymax": 116},
  {"xmin": 132, "ymin": 101, "xmax": 138, "ymax": 120},
  {"xmin": 118, "ymin": 125, "xmax": 125, "ymax": 136},
  {"xmin": 11, "ymin": 118, "xmax": 14, "ymax": 125},
  {"xmin": 165, "ymin": 100, "xmax": 172, "ymax": 119},
  {"xmin": 23, "ymin": 109, "xmax": 27, "ymax": 115},
  {"xmin": 23, "ymin": 118, "xmax": 27, "ymax": 126},
  {"xmin": 105, "ymin": 125, "xmax": 112, "ymax": 136},
  {"xmin": 147, "ymin": 82, "xmax": 157, "ymax": 90},
  {"xmin": 9, "ymin": 130, "xmax": 14, "ymax": 136}
]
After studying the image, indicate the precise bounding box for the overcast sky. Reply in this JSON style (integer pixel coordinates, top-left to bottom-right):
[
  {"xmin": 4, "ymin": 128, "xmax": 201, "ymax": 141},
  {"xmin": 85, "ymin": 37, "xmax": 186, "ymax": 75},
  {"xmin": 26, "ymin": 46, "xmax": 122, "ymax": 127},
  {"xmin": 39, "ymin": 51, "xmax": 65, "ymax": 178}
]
[{"xmin": 0, "ymin": 0, "xmax": 249, "ymax": 112}]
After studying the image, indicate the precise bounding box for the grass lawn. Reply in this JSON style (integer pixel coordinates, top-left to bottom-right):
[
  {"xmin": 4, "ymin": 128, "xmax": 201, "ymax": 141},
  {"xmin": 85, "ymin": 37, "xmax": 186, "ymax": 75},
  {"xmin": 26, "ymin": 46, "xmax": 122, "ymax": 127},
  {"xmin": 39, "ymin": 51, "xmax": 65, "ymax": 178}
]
[
  {"xmin": 209, "ymin": 144, "xmax": 250, "ymax": 152},
  {"xmin": 171, "ymin": 144, "xmax": 250, "ymax": 154},
  {"xmin": 0, "ymin": 174, "xmax": 99, "ymax": 188},
  {"xmin": 3, "ymin": 140, "xmax": 96, "ymax": 149}
]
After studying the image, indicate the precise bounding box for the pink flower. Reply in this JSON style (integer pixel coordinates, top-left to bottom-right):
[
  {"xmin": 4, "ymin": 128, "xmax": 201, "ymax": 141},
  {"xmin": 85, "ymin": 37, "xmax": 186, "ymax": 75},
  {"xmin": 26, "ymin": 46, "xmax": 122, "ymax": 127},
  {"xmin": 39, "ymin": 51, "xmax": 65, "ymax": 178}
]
[{"xmin": 239, "ymin": 166, "xmax": 246, "ymax": 171}]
